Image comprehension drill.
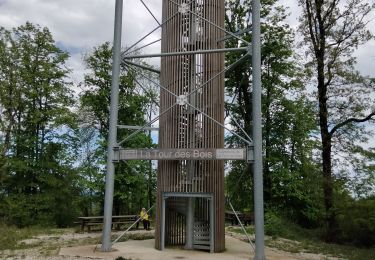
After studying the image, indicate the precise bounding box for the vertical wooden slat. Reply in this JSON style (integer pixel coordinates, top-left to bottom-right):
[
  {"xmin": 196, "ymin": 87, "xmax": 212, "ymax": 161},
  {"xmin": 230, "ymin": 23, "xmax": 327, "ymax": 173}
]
[{"xmin": 157, "ymin": 0, "xmax": 225, "ymax": 252}]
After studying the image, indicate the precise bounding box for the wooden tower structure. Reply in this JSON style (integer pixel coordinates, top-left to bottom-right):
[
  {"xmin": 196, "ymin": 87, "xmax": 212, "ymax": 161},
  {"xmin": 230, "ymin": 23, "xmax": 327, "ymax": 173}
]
[
  {"xmin": 102, "ymin": 0, "xmax": 265, "ymax": 258},
  {"xmin": 155, "ymin": 0, "xmax": 225, "ymax": 252}
]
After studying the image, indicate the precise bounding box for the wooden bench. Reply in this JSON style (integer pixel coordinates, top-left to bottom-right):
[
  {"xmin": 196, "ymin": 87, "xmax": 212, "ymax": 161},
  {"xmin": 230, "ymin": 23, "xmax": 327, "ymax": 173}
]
[
  {"xmin": 225, "ymin": 211, "xmax": 254, "ymax": 226},
  {"xmin": 76, "ymin": 215, "xmax": 138, "ymax": 232}
]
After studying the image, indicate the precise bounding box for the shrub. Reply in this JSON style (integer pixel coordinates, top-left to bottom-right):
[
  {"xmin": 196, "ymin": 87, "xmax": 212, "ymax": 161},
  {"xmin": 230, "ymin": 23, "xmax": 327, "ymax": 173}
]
[
  {"xmin": 264, "ymin": 211, "xmax": 286, "ymax": 237},
  {"xmin": 337, "ymin": 197, "xmax": 375, "ymax": 247}
]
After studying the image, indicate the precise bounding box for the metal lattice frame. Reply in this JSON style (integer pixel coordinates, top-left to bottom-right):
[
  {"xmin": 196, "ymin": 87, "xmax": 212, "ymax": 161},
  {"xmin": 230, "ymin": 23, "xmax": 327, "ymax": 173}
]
[{"xmin": 101, "ymin": 0, "xmax": 265, "ymax": 258}]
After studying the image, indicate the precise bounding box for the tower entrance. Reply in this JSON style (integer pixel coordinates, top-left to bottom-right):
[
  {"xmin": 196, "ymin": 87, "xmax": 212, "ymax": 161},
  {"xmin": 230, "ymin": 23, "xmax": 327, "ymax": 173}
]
[{"xmin": 161, "ymin": 193, "xmax": 214, "ymax": 252}]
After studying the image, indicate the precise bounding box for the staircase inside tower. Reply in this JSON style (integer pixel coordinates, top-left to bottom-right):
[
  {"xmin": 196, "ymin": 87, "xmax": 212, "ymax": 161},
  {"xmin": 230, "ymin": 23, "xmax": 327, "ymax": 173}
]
[{"xmin": 165, "ymin": 196, "xmax": 212, "ymax": 251}]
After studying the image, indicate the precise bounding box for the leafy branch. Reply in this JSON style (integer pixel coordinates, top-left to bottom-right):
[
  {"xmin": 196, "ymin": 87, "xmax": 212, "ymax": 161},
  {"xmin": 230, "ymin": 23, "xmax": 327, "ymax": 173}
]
[{"xmin": 330, "ymin": 111, "xmax": 375, "ymax": 136}]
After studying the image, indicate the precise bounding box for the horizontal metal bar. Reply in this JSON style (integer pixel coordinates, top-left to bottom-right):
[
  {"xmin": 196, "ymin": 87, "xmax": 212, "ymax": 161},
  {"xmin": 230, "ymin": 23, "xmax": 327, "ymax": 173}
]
[
  {"xmin": 117, "ymin": 125, "xmax": 159, "ymax": 130},
  {"xmin": 123, "ymin": 47, "xmax": 248, "ymax": 59},
  {"xmin": 163, "ymin": 192, "xmax": 213, "ymax": 199}
]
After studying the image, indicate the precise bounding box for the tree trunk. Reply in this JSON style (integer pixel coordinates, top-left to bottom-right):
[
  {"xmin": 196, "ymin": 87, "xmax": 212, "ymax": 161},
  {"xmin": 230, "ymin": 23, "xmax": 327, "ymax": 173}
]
[
  {"xmin": 301, "ymin": 0, "xmax": 374, "ymax": 242},
  {"xmin": 317, "ymin": 55, "xmax": 337, "ymax": 242},
  {"xmin": 264, "ymin": 64, "xmax": 272, "ymax": 203}
]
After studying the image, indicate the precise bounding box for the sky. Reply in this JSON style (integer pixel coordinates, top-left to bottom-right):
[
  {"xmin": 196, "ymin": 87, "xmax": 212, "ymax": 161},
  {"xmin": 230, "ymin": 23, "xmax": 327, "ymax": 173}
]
[
  {"xmin": 279, "ymin": 0, "xmax": 375, "ymax": 78},
  {"xmin": 1, "ymin": 0, "xmax": 374, "ymax": 83},
  {"xmin": 0, "ymin": 0, "xmax": 163, "ymax": 84},
  {"xmin": 0, "ymin": 0, "xmax": 374, "ymax": 146}
]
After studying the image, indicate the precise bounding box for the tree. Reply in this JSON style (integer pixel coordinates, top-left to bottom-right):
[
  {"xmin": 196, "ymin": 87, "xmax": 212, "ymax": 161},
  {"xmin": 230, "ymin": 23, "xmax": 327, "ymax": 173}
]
[
  {"xmin": 298, "ymin": 0, "xmax": 375, "ymax": 241},
  {"xmin": 0, "ymin": 28, "xmax": 20, "ymax": 166},
  {"xmin": 74, "ymin": 125, "xmax": 103, "ymax": 216},
  {"xmin": 0, "ymin": 22, "xmax": 79, "ymax": 226},
  {"xmin": 80, "ymin": 42, "xmax": 155, "ymax": 214},
  {"xmin": 225, "ymin": 1, "xmax": 320, "ymax": 226}
]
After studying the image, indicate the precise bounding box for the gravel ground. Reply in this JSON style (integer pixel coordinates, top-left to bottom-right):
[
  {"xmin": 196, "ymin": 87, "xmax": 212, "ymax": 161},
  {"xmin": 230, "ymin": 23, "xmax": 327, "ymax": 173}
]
[{"xmin": 0, "ymin": 227, "xmax": 343, "ymax": 260}]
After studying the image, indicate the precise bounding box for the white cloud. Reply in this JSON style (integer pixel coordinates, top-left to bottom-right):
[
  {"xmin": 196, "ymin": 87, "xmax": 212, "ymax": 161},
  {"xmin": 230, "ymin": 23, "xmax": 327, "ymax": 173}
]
[
  {"xmin": 0, "ymin": 0, "xmax": 162, "ymax": 49},
  {"xmin": 279, "ymin": 0, "xmax": 375, "ymax": 77},
  {"xmin": 2, "ymin": 0, "xmax": 372, "ymax": 77},
  {"xmin": 0, "ymin": 0, "xmax": 373, "ymax": 149},
  {"xmin": 354, "ymin": 40, "xmax": 375, "ymax": 78},
  {"xmin": 66, "ymin": 52, "xmax": 86, "ymax": 87},
  {"xmin": 0, "ymin": 0, "xmax": 163, "ymax": 86}
]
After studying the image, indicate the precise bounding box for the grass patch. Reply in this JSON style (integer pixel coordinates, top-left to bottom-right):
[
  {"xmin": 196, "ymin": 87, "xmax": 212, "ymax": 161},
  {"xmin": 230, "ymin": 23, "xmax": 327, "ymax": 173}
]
[
  {"xmin": 115, "ymin": 231, "xmax": 155, "ymax": 242},
  {"xmin": 227, "ymin": 218, "xmax": 375, "ymax": 260},
  {"xmin": 0, "ymin": 223, "xmax": 69, "ymax": 250},
  {"xmin": 263, "ymin": 215, "xmax": 375, "ymax": 260},
  {"xmin": 226, "ymin": 226, "xmax": 255, "ymax": 235},
  {"xmin": 266, "ymin": 236, "xmax": 375, "ymax": 260},
  {"xmin": 39, "ymin": 244, "xmax": 60, "ymax": 257}
]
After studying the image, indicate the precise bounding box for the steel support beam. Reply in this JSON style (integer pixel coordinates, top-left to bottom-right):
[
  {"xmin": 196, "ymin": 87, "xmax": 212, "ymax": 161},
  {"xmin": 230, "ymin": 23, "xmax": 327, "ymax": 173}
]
[
  {"xmin": 251, "ymin": 0, "xmax": 266, "ymax": 259},
  {"xmin": 117, "ymin": 125, "xmax": 159, "ymax": 131},
  {"xmin": 122, "ymin": 60, "xmax": 160, "ymax": 74},
  {"xmin": 101, "ymin": 0, "xmax": 123, "ymax": 252},
  {"xmin": 163, "ymin": 192, "xmax": 213, "ymax": 198},
  {"xmin": 123, "ymin": 47, "xmax": 248, "ymax": 59},
  {"xmin": 228, "ymin": 199, "xmax": 255, "ymax": 251}
]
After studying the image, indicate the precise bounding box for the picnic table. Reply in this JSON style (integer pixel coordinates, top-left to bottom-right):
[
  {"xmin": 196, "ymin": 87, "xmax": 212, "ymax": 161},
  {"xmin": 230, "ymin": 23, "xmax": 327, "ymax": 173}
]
[
  {"xmin": 76, "ymin": 215, "xmax": 138, "ymax": 232},
  {"xmin": 225, "ymin": 211, "xmax": 254, "ymax": 226}
]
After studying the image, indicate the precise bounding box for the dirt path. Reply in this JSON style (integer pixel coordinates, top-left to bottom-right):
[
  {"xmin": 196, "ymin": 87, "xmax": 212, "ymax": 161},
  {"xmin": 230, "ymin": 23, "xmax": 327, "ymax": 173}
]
[
  {"xmin": 0, "ymin": 228, "xmax": 343, "ymax": 260},
  {"xmin": 1, "ymin": 229, "xmax": 154, "ymax": 260}
]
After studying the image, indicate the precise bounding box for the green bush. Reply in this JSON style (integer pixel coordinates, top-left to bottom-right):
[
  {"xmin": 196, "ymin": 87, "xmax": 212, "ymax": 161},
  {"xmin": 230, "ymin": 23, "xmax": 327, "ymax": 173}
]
[
  {"xmin": 2, "ymin": 194, "xmax": 47, "ymax": 228},
  {"xmin": 0, "ymin": 223, "xmax": 56, "ymax": 250},
  {"xmin": 265, "ymin": 211, "xmax": 286, "ymax": 237},
  {"xmin": 1, "ymin": 191, "xmax": 79, "ymax": 228},
  {"xmin": 337, "ymin": 197, "xmax": 375, "ymax": 247}
]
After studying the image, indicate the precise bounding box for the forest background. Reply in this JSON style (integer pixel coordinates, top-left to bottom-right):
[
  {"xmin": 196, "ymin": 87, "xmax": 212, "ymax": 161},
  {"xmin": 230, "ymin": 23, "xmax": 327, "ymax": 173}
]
[{"xmin": 0, "ymin": 0, "xmax": 374, "ymax": 250}]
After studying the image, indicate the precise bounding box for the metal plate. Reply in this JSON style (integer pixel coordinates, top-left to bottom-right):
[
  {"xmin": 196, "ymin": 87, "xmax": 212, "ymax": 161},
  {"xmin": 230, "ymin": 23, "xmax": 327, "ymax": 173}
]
[{"xmin": 114, "ymin": 148, "xmax": 253, "ymax": 161}]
